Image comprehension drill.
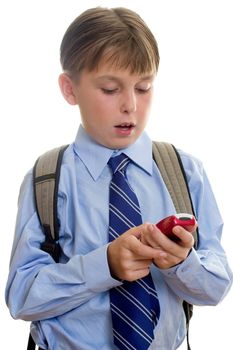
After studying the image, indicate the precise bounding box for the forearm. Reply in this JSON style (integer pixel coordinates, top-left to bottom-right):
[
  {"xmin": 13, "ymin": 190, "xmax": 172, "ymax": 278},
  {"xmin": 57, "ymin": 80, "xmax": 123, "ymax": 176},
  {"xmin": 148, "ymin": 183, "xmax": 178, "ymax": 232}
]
[
  {"xmin": 159, "ymin": 249, "xmax": 233, "ymax": 305},
  {"xmin": 6, "ymin": 244, "xmax": 120, "ymax": 321}
]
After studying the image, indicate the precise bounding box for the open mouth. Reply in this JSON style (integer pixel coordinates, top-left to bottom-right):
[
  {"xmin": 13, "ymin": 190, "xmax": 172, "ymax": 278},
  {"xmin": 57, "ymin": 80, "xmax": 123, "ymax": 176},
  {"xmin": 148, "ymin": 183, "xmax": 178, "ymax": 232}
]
[{"xmin": 115, "ymin": 123, "xmax": 135, "ymax": 130}]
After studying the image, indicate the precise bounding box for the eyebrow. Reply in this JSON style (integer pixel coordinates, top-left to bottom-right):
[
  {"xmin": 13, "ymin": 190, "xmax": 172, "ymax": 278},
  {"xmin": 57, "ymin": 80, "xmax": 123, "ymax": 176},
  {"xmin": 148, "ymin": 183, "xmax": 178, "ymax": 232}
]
[{"xmin": 95, "ymin": 74, "xmax": 155, "ymax": 83}]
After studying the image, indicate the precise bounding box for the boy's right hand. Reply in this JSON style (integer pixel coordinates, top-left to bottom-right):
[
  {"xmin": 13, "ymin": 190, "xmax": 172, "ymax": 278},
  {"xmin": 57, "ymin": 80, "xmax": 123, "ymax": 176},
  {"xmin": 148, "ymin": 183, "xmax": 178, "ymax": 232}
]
[{"xmin": 107, "ymin": 223, "xmax": 166, "ymax": 282}]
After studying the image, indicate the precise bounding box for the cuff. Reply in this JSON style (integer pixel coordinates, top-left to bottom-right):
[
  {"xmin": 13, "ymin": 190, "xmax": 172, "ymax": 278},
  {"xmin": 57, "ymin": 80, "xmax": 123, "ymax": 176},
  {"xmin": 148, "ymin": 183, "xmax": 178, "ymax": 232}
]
[
  {"xmin": 158, "ymin": 248, "xmax": 201, "ymax": 281},
  {"xmin": 82, "ymin": 244, "xmax": 122, "ymax": 292}
]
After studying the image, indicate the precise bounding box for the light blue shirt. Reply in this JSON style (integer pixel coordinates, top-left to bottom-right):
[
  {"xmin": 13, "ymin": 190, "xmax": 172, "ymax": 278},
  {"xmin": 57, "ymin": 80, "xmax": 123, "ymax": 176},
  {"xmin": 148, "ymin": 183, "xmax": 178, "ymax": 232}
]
[{"xmin": 5, "ymin": 125, "xmax": 232, "ymax": 350}]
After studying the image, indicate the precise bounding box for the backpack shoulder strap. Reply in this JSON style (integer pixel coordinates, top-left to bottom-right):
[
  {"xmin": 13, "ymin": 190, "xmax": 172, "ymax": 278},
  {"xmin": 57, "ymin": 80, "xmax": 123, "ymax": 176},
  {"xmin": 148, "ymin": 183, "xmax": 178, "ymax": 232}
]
[
  {"xmin": 152, "ymin": 141, "xmax": 198, "ymax": 247},
  {"xmin": 33, "ymin": 144, "xmax": 69, "ymax": 262},
  {"xmin": 152, "ymin": 141, "xmax": 198, "ymax": 350},
  {"xmin": 28, "ymin": 145, "xmax": 68, "ymax": 350}
]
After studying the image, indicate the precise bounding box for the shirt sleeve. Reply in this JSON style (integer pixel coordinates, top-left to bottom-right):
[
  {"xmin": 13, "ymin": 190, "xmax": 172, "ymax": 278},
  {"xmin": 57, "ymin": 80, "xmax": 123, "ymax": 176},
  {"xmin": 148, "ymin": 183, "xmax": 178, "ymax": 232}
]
[
  {"xmin": 5, "ymin": 171, "xmax": 121, "ymax": 322},
  {"xmin": 158, "ymin": 152, "xmax": 233, "ymax": 305}
]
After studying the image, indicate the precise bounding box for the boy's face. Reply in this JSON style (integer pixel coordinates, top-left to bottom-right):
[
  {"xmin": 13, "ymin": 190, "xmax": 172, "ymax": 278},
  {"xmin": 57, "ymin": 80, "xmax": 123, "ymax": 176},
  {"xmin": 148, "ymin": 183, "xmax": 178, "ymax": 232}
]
[{"xmin": 65, "ymin": 62, "xmax": 155, "ymax": 149}]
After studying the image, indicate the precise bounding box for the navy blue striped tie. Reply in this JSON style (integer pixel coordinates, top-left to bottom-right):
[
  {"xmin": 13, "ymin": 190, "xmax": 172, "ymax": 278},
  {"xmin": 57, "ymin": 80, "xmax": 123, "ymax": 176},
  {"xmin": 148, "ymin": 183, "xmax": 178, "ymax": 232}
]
[{"xmin": 108, "ymin": 153, "xmax": 160, "ymax": 350}]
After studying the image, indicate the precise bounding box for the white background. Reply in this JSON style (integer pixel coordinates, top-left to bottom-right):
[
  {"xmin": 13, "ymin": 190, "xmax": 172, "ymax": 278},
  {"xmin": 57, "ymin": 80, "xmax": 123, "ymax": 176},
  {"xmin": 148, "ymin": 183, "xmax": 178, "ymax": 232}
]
[{"xmin": 1, "ymin": 0, "xmax": 232, "ymax": 349}]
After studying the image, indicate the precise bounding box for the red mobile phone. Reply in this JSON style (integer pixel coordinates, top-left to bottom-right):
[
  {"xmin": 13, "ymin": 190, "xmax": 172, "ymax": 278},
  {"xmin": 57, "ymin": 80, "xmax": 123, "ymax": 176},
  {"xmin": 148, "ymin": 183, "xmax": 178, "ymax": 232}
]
[{"xmin": 156, "ymin": 213, "xmax": 196, "ymax": 242}]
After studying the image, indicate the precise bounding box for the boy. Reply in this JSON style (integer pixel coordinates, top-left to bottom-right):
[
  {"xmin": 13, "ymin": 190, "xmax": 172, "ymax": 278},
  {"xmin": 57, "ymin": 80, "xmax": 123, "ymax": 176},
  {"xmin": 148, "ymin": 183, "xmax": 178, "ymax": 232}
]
[{"xmin": 5, "ymin": 7, "xmax": 232, "ymax": 350}]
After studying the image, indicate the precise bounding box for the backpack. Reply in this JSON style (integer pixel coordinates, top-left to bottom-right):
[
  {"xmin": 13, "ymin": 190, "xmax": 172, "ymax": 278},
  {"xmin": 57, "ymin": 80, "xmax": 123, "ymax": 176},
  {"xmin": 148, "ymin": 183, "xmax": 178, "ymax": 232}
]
[{"xmin": 27, "ymin": 141, "xmax": 198, "ymax": 350}]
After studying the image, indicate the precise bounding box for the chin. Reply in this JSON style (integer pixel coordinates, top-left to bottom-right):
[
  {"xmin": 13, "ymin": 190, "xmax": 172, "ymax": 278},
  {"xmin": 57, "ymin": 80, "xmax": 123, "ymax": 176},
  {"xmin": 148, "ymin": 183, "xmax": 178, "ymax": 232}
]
[{"xmin": 107, "ymin": 138, "xmax": 137, "ymax": 150}]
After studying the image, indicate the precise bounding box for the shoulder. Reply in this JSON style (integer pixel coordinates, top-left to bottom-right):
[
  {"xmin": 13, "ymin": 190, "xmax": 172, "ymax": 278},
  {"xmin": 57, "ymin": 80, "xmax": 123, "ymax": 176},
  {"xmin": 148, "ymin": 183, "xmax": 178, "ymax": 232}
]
[
  {"xmin": 176, "ymin": 148, "xmax": 205, "ymax": 190},
  {"xmin": 177, "ymin": 148, "xmax": 203, "ymax": 173}
]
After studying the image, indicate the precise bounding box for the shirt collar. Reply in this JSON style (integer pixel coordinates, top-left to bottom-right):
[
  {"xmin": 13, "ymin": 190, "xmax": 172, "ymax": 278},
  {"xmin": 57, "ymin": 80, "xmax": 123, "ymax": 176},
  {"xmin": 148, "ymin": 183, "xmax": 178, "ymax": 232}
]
[{"xmin": 73, "ymin": 125, "xmax": 153, "ymax": 181}]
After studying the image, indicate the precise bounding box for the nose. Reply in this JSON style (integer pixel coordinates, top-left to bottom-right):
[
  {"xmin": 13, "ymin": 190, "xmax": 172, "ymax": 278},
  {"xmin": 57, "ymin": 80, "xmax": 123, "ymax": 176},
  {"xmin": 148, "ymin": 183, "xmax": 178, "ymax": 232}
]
[{"xmin": 120, "ymin": 90, "xmax": 137, "ymax": 114}]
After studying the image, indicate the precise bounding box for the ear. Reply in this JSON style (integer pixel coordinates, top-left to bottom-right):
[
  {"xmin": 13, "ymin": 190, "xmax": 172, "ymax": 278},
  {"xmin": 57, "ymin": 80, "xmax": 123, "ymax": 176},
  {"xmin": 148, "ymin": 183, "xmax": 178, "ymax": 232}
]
[{"xmin": 58, "ymin": 73, "xmax": 78, "ymax": 105}]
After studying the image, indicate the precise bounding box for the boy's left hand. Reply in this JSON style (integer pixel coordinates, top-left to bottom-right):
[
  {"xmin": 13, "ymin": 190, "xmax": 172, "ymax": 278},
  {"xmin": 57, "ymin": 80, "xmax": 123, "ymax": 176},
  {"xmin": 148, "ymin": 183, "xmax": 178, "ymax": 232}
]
[{"xmin": 141, "ymin": 223, "xmax": 196, "ymax": 269}]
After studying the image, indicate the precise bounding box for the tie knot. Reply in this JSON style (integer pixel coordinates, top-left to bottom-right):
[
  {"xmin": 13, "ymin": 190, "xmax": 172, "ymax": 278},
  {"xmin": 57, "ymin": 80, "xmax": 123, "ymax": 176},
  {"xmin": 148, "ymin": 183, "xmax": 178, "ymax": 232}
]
[{"xmin": 108, "ymin": 153, "xmax": 130, "ymax": 174}]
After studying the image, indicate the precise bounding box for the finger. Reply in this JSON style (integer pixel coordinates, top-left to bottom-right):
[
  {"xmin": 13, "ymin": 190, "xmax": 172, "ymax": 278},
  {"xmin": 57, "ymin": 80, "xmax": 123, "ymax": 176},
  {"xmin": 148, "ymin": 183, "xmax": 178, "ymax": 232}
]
[
  {"xmin": 146, "ymin": 225, "xmax": 192, "ymax": 260},
  {"xmin": 126, "ymin": 223, "xmax": 149, "ymax": 240},
  {"xmin": 128, "ymin": 234, "xmax": 162, "ymax": 259},
  {"xmin": 153, "ymin": 223, "xmax": 193, "ymax": 250},
  {"xmin": 172, "ymin": 226, "xmax": 195, "ymax": 248},
  {"xmin": 123, "ymin": 266, "xmax": 151, "ymax": 282},
  {"xmin": 141, "ymin": 224, "xmax": 162, "ymax": 248}
]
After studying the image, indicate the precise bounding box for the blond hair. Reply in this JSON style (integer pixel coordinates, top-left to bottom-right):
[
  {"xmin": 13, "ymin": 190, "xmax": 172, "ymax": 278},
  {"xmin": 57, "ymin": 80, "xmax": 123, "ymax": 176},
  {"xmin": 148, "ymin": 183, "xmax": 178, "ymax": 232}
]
[{"xmin": 60, "ymin": 7, "xmax": 159, "ymax": 77}]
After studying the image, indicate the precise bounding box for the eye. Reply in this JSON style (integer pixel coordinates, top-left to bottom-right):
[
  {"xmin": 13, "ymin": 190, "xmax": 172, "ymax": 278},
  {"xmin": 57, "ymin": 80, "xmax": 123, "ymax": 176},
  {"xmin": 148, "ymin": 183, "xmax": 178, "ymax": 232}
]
[
  {"xmin": 136, "ymin": 87, "xmax": 151, "ymax": 94},
  {"xmin": 101, "ymin": 88, "xmax": 118, "ymax": 95},
  {"xmin": 135, "ymin": 84, "xmax": 152, "ymax": 94}
]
